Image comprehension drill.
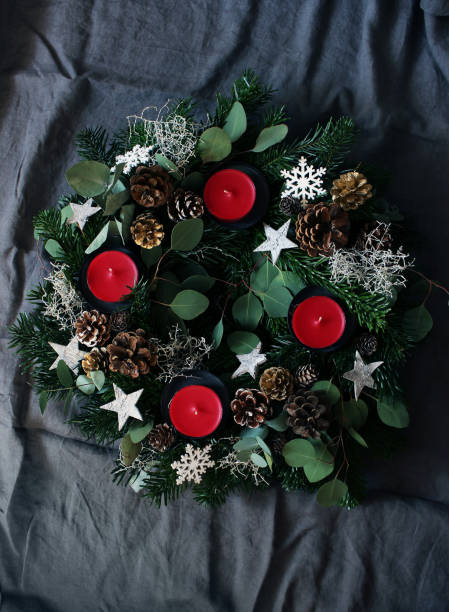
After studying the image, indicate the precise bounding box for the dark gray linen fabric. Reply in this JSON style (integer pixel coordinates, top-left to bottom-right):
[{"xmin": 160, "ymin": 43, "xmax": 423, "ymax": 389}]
[{"xmin": 1, "ymin": 1, "xmax": 449, "ymax": 610}]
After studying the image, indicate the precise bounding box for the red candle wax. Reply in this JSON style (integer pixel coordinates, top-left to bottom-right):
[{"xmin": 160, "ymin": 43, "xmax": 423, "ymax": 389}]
[
  {"xmin": 203, "ymin": 169, "xmax": 256, "ymax": 221},
  {"xmin": 169, "ymin": 385, "xmax": 223, "ymax": 437},
  {"xmin": 87, "ymin": 250, "xmax": 139, "ymax": 302},
  {"xmin": 291, "ymin": 296, "xmax": 346, "ymax": 349}
]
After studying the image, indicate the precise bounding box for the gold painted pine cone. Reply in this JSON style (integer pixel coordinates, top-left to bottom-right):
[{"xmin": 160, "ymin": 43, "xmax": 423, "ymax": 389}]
[
  {"xmin": 130, "ymin": 212, "xmax": 164, "ymax": 249},
  {"xmin": 330, "ymin": 171, "xmax": 373, "ymax": 211},
  {"xmin": 259, "ymin": 367, "xmax": 294, "ymax": 402},
  {"xmin": 295, "ymin": 202, "xmax": 350, "ymax": 257},
  {"xmin": 130, "ymin": 164, "xmax": 173, "ymax": 208},
  {"xmin": 81, "ymin": 347, "xmax": 108, "ymax": 377},
  {"xmin": 74, "ymin": 310, "xmax": 111, "ymax": 348}
]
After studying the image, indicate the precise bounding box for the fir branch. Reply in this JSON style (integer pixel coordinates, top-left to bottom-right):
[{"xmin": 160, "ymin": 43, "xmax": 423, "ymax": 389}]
[{"xmin": 75, "ymin": 127, "xmax": 120, "ymax": 165}]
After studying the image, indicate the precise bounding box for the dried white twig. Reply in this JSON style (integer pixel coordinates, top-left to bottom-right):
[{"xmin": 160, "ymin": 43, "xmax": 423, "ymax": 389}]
[
  {"xmin": 327, "ymin": 222, "xmax": 412, "ymax": 296},
  {"xmin": 217, "ymin": 450, "xmax": 269, "ymax": 487},
  {"xmin": 42, "ymin": 263, "xmax": 83, "ymax": 330},
  {"xmin": 156, "ymin": 326, "xmax": 213, "ymax": 382}
]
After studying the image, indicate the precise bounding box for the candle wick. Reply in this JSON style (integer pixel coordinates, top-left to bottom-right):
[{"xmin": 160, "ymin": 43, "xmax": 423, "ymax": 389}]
[
  {"xmin": 108, "ymin": 267, "xmax": 113, "ymax": 273},
  {"xmin": 223, "ymin": 189, "xmax": 232, "ymax": 196},
  {"xmin": 194, "ymin": 409, "xmax": 198, "ymax": 416},
  {"xmin": 318, "ymin": 316, "xmax": 323, "ymax": 323}
]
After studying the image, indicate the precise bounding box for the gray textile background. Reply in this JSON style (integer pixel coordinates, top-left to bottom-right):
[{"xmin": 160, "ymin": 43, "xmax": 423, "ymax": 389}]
[{"xmin": 1, "ymin": 1, "xmax": 449, "ymax": 610}]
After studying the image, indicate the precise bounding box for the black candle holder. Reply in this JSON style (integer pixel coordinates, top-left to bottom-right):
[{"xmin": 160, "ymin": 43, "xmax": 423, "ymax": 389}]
[
  {"xmin": 288, "ymin": 286, "xmax": 357, "ymax": 352},
  {"xmin": 160, "ymin": 369, "xmax": 230, "ymax": 439},
  {"xmin": 79, "ymin": 239, "xmax": 145, "ymax": 314},
  {"xmin": 204, "ymin": 162, "xmax": 270, "ymax": 230}
]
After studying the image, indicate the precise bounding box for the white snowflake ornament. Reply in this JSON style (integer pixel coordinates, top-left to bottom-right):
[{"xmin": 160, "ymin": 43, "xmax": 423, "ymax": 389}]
[
  {"xmin": 171, "ymin": 444, "xmax": 215, "ymax": 485},
  {"xmin": 281, "ymin": 156, "xmax": 327, "ymax": 204}
]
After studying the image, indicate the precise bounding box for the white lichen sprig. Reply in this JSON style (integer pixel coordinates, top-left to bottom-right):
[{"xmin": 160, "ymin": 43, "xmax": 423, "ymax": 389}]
[
  {"xmin": 156, "ymin": 326, "xmax": 213, "ymax": 382},
  {"xmin": 41, "ymin": 263, "xmax": 84, "ymax": 330},
  {"xmin": 217, "ymin": 450, "xmax": 269, "ymax": 487},
  {"xmin": 327, "ymin": 222, "xmax": 412, "ymax": 297},
  {"xmin": 171, "ymin": 444, "xmax": 215, "ymax": 485}
]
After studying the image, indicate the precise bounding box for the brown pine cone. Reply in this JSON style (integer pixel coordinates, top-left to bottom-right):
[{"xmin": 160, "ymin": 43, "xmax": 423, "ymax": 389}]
[
  {"xmin": 107, "ymin": 329, "xmax": 158, "ymax": 378},
  {"xmin": 74, "ymin": 310, "xmax": 111, "ymax": 348},
  {"xmin": 356, "ymin": 221, "xmax": 392, "ymax": 251},
  {"xmin": 109, "ymin": 311, "xmax": 129, "ymax": 332},
  {"xmin": 81, "ymin": 347, "xmax": 108, "ymax": 377},
  {"xmin": 279, "ymin": 196, "xmax": 301, "ymax": 216},
  {"xmin": 130, "ymin": 212, "xmax": 164, "ymax": 249},
  {"xmin": 272, "ymin": 433, "xmax": 288, "ymax": 455},
  {"xmin": 284, "ymin": 390, "xmax": 331, "ymax": 439},
  {"xmin": 356, "ymin": 333, "xmax": 378, "ymax": 357},
  {"xmin": 148, "ymin": 423, "xmax": 175, "ymax": 451},
  {"xmin": 295, "ymin": 203, "xmax": 350, "ymax": 257},
  {"xmin": 295, "ymin": 364, "xmax": 320, "ymax": 389},
  {"xmin": 167, "ymin": 189, "xmax": 204, "ymax": 222},
  {"xmin": 130, "ymin": 165, "xmax": 173, "ymax": 208},
  {"xmin": 230, "ymin": 388, "xmax": 270, "ymax": 428},
  {"xmin": 259, "ymin": 367, "xmax": 294, "ymax": 402},
  {"xmin": 331, "ymin": 171, "xmax": 373, "ymax": 211}
]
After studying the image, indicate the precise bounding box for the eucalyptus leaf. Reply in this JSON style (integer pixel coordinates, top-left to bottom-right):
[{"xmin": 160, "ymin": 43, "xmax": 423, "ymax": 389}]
[
  {"xmin": 119, "ymin": 203, "xmax": 136, "ymax": 241},
  {"xmin": 60, "ymin": 204, "xmax": 74, "ymax": 224},
  {"xmin": 85, "ymin": 223, "xmax": 109, "ymax": 254},
  {"xmin": 233, "ymin": 438, "xmax": 259, "ymax": 452},
  {"xmin": 45, "ymin": 239, "xmax": 65, "ymax": 258},
  {"xmin": 227, "ymin": 331, "xmax": 260, "ymax": 354},
  {"xmin": 316, "ymin": 479, "xmax": 348, "ymax": 507},
  {"xmin": 104, "ymin": 189, "xmax": 129, "ymax": 216},
  {"xmin": 129, "ymin": 420, "xmax": 154, "ymax": 443},
  {"xmin": 265, "ymin": 412, "xmax": 288, "ymax": 432},
  {"xmin": 114, "ymin": 219, "xmax": 125, "ymax": 245},
  {"xmin": 181, "ymin": 171, "xmax": 206, "ymax": 192},
  {"xmin": 66, "ymin": 160, "xmax": 110, "ymax": 197},
  {"xmin": 342, "ymin": 399, "xmax": 368, "ymax": 429},
  {"xmin": 251, "ymin": 124, "xmax": 288, "ymax": 153},
  {"xmin": 156, "ymin": 271, "xmax": 180, "ymax": 303},
  {"xmin": 76, "ymin": 375, "xmax": 96, "ymax": 395},
  {"xmin": 90, "ymin": 370, "xmax": 105, "ymax": 391},
  {"xmin": 171, "ymin": 218, "xmax": 204, "ymax": 251},
  {"xmin": 262, "ymin": 285, "xmax": 292, "ymax": 317},
  {"xmin": 250, "ymin": 453, "xmax": 268, "ymax": 468},
  {"xmin": 236, "ymin": 449, "xmax": 252, "ymax": 462},
  {"xmin": 141, "ymin": 245, "xmax": 162, "ymax": 268},
  {"xmin": 56, "ymin": 360, "xmax": 73, "ymax": 388},
  {"xmin": 311, "ymin": 380, "xmax": 341, "ymax": 405},
  {"xmin": 282, "ymin": 438, "xmax": 316, "ymax": 467},
  {"xmin": 256, "ymin": 436, "xmax": 271, "ymax": 456},
  {"xmin": 211, "ymin": 319, "xmax": 224, "ymax": 349},
  {"xmin": 39, "ymin": 391, "xmax": 49, "ymax": 415},
  {"xmin": 169, "ymin": 289, "xmax": 209, "ymax": 320},
  {"xmin": 155, "ymin": 154, "xmax": 182, "ymax": 179},
  {"xmin": 303, "ymin": 440, "xmax": 334, "ymax": 483},
  {"xmin": 232, "ymin": 293, "xmax": 263, "ymax": 330},
  {"xmin": 348, "ymin": 427, "xmax": 368, "ymax": 448},
  {"xmin": 108, "ymin": 162, "xmax": 125, "ymax": 192},
  {"xmin": 250, "ymin": 259, "xmax": 278, "ymax": 292},
  {"xmin": 241, "ymin": 426, "xmax": 268, "ymax": 439},
  {"xmin": 271, "ymin": 270, "xmax": 306, "ymax": 294},
  {"xmin": 181, "ymin": 274, "xmax": 215, "ymax": 292},
  {"xmin": 198, "ymin": 127, "xmax": 232, "ymax": 163},
  {"xmin": 223, "ymin": 101, "xmax": 247, "ymax": 142},
  {"xmin": 121, "ymin": 434, "xmax": 142, "ymax": 467},
  {"xmin": 402, "ymin": 305, "xmax": 433, "ymax": 342},
  {"xmin": 264, "ymin": 451, "xmax": 273, "ymax": 471},
  {"xmin": 377, "ymin": 396, "xmax": 410, "ymax": 428}
]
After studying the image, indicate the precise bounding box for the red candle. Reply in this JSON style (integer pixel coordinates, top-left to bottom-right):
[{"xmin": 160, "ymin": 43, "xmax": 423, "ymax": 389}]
[
  {"xmin": 87, "ymin": 250, "xmax": 139, "ymax": 303},
  {"xmin": 291, "ymin": 296, "xmax": 346, "ymax": 349},
  {"xmin": 203, "ymin": 169, "xmax": 256, "ymax": 221},
  {"xmin": 169, "ymin": 385, "xmax": 223, "ymax": 437}
]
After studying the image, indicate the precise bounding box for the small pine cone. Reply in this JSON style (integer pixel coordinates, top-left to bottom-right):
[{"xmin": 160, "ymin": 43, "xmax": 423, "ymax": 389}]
[
  {"xmin": 107, "ymin": 329, "xmax": 158, "ymax": 378},
  {"xmin": 109, "ymin": 311, "xmax": 129, "ymax": 332},
  {"xmin": 295, "ymin": 364, "xmax": 320, "ymax": 389},
  {"xmin": 295, "ymin": 203, "xmax": 350, "ymax": 257},
  {"xmin": 279, "ymin": 196, "xmax": 301, "ymax": 216},
  {"xmin": 130, "ymin": 212, "xmax": 164, "ymax": 249},
  {"xmin": 356, "ymin": 221, "xmax": 392, "ymax": 251},
  {"xmin": 230, "ymin": 388, "xmax": 270, "ymax": 428},
  {"xmin": 81, "ymin": 347, "xmax": 108, "ymax": 377},
  {"xmin": 272, "ymin": 434, "xmax": 287, "ymax": 455},
  {"xmin": 356, "ymin": 333, "xmax": 378, "ymax": 357},
  {"xmin": 130, "ymin": 165, "xmax": 173, "ymax": 208},
  {"xmin": 259, "ymin": 367, "xmax": 294, "ymax": 402},
  {"xmin": 148, "ymin": 423, "xmax": 175, "ymax": 451},
  {"xmin": 167, "ymin": 189, "xmax": 204, "ymax": 222},
  {"xmin": 331, "ymin": 171, "xmax": 373, "ymax": 211},
  {"xmin": 74, "ymin": 310, "xmax": 111, "ymax": 348},
  {"xmin": 284, "ymin": 391, "xmax": 331, "ymax": 439}
]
